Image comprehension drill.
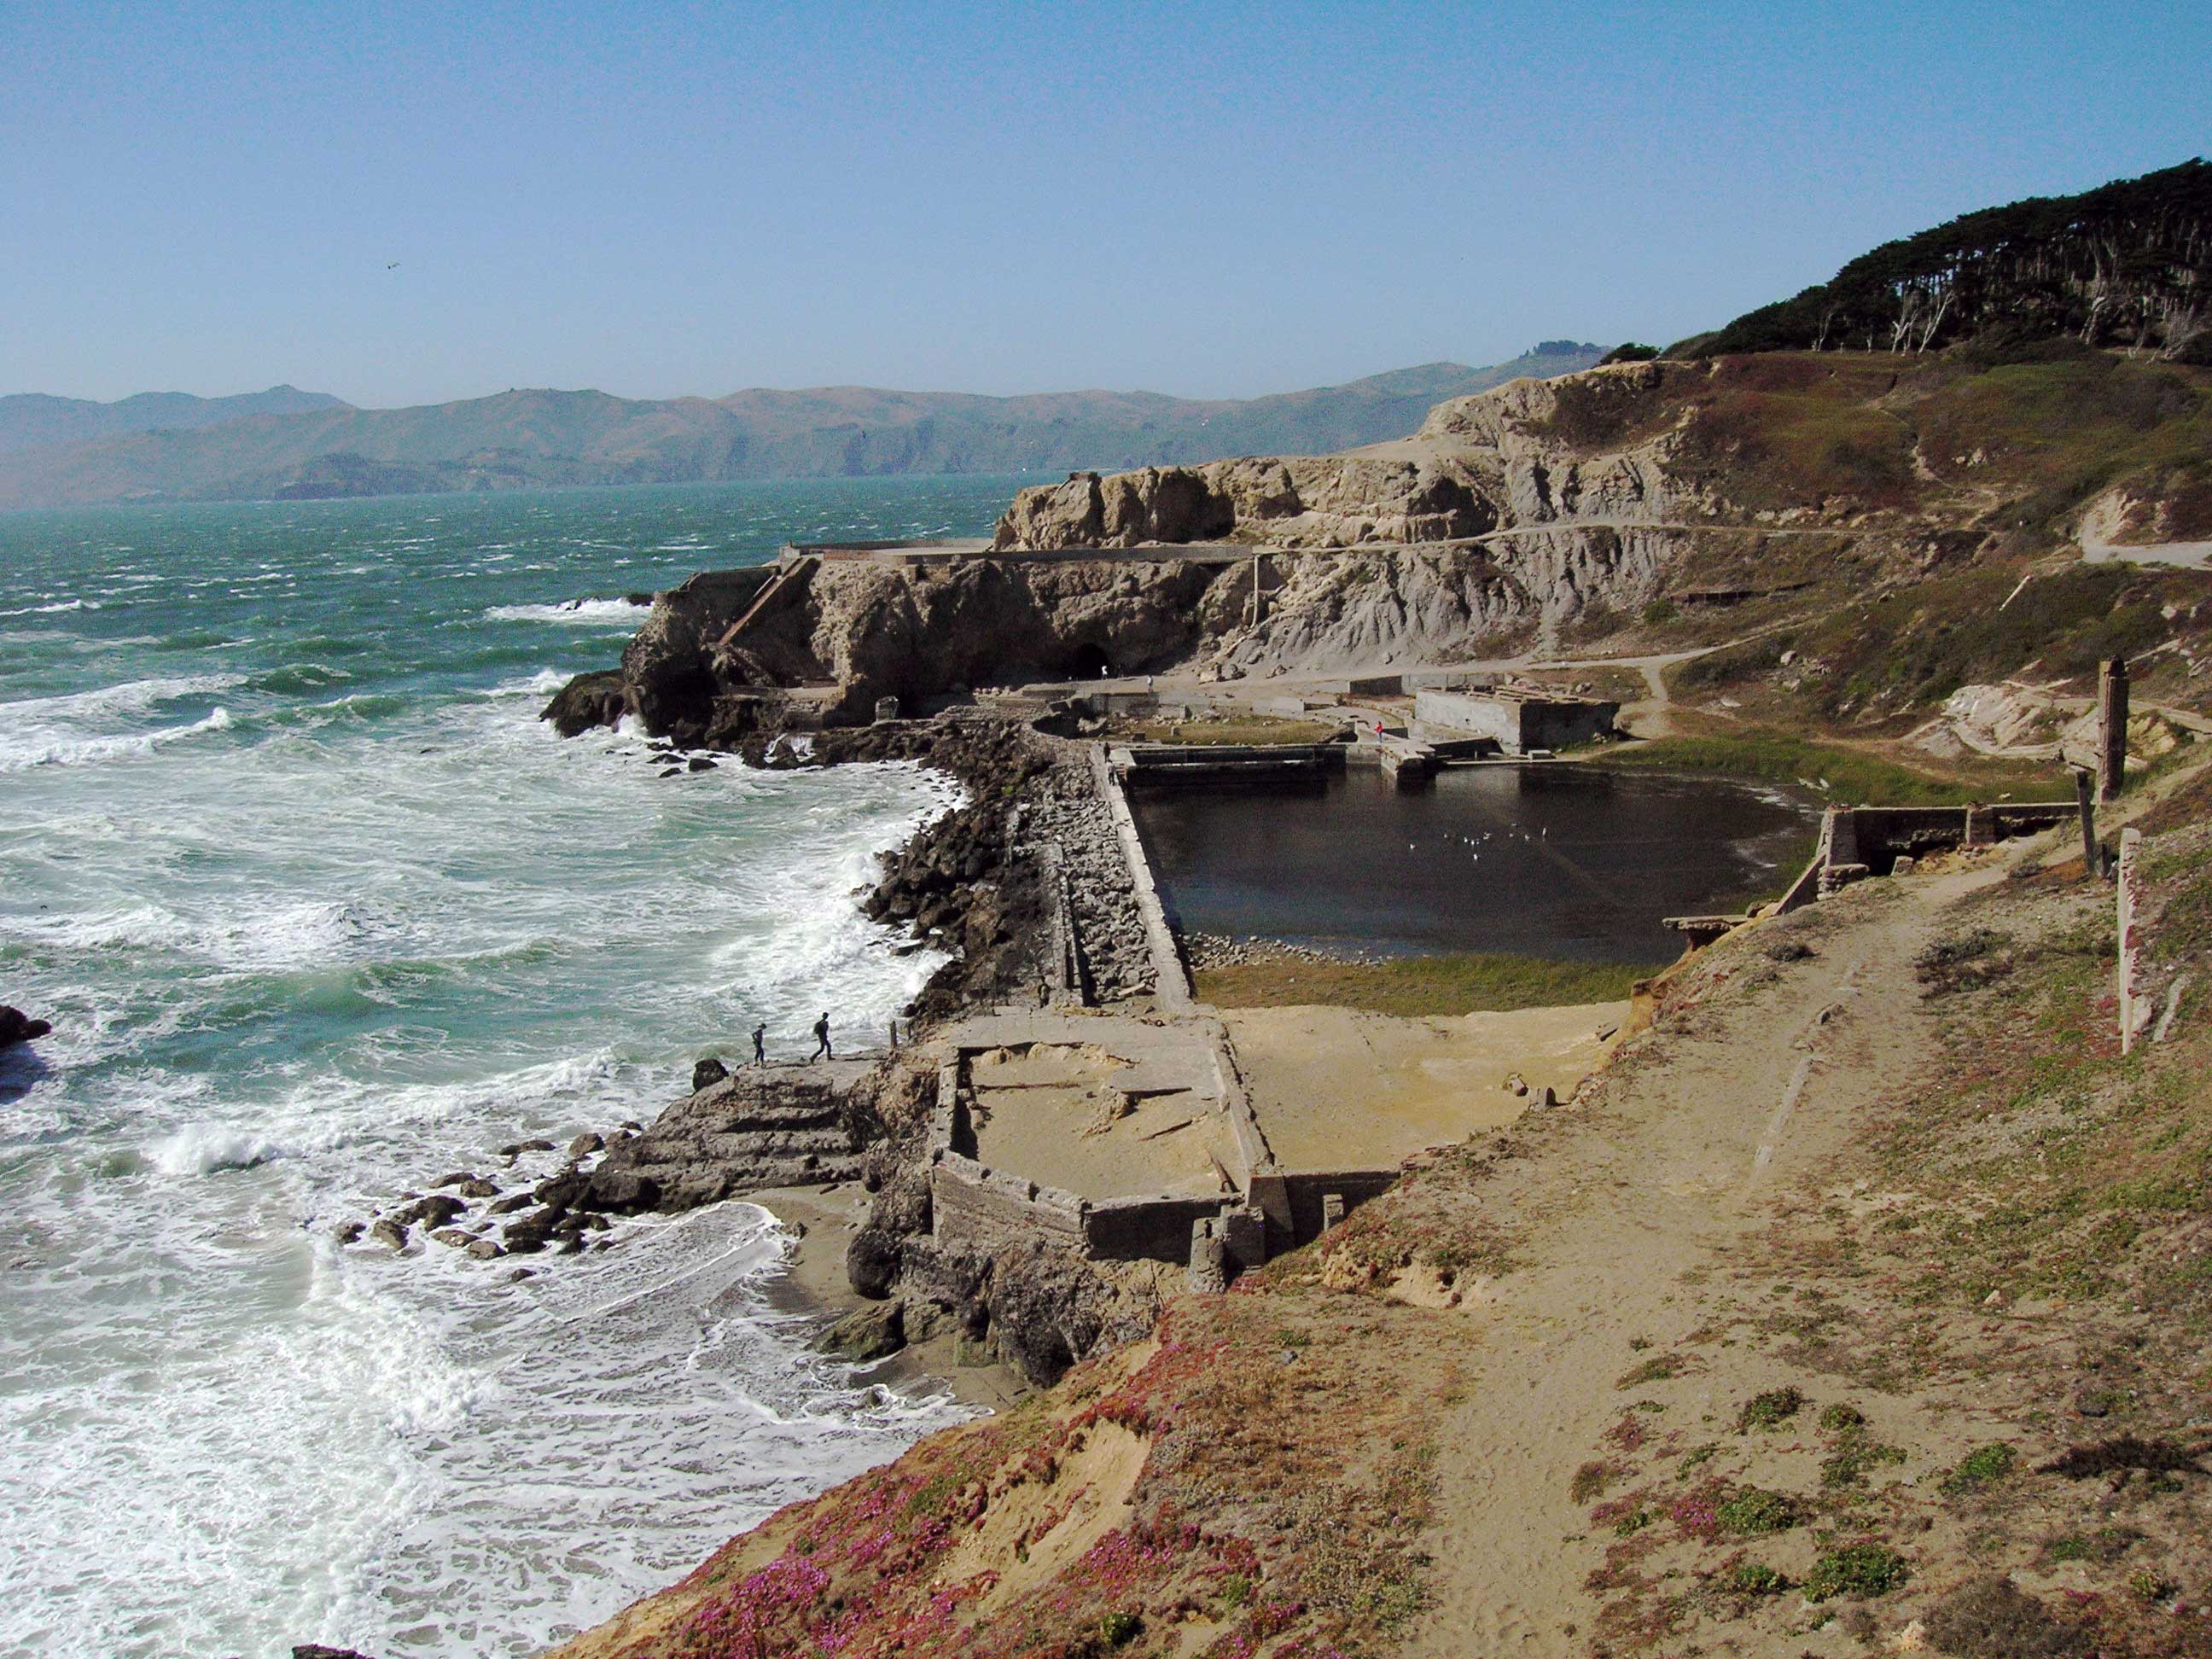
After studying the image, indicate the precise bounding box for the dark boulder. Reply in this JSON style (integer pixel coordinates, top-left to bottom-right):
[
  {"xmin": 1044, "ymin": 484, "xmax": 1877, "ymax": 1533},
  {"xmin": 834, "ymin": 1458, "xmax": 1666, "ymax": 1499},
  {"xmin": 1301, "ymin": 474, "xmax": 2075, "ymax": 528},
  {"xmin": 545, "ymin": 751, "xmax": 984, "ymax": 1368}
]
[
  {"xmin": 691, "ymin": 1057, "xmax": 731, "ymax": 1092},
  {"xmin": 812, "ymin": 1299, "xmax": 906, "ymax": 1362},
  {"xmin": 538, "ymin": 670, "xmax": 627, "ymax": 737},
  {"xmin": 533, "ymin": 1168, "xmax": 589, "ymax": 1209},
  {"xmin": 846, "ymin": 1225, "xmax": 905, "ymax": 1300},
  {"xmin": 295, "ymin": 1646, "xmax": 380, "ymax": 1659},
  {"xmin": 501, "ymin": 1206, "xmax": 567, "ymax": 1254},
  {"xmin": 389, "ymin": 1194, "xmax": 466, "ymax": 1231},
  {"xmin": 0, "ymin": 1005, "xmax": 52, "ymax": 1048},
  {"xmin": 584, "ymin": 1167, "xmax": 661, "ymax": 1213},
  {"xmin": 566, "ymin": 1132, "xmax": 604, "ymax": 1161},
  {"xmin": 987, "ymin": 1243, "xmax": 1109, "ymax": 1387}
]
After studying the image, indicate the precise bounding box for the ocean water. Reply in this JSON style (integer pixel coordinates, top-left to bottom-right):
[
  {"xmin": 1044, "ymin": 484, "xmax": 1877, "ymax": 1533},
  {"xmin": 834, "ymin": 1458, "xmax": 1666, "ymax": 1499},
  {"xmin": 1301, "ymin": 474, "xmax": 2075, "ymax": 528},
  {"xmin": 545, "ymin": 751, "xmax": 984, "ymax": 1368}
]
[{"xmin": 0, "ymin": 477, "xmax": 1032, "ymax": 1659}]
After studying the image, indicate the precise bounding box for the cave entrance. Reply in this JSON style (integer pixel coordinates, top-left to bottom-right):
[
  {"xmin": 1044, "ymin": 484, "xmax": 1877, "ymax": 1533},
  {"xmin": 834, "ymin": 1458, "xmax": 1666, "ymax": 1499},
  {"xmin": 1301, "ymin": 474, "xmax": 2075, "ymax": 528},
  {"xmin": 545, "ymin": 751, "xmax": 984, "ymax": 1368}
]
[{"xmin": 1068, "ymin": 643, "xmax": 1115, "ymax": 680}]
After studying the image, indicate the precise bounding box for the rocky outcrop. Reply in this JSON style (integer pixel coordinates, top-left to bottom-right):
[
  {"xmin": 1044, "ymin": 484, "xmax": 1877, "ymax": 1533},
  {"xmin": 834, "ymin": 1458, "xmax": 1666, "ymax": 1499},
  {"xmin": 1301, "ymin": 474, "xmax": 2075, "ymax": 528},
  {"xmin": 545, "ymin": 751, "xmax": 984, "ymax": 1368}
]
[
  {"xmin": 991, "ymin": 455, "xmax": 1497, "ymax": 551},
  {"xmin": 574, "ymin": 1066, "xmax": 888, "ymax": 1210},
  {"xmin": 540, "ymin": 669, "xmax": 626, "ymax": 737},
  {"xmin": 0, "ymin": 1005, "xmax": 51, "ymax": 1047},
  {"xmin": 986, "ymin": 364, "xmax": 1693, "ymax": 556},
  {"xmin": 544, "ymin": 358, "xmax": 1954, "ymax": 730}
]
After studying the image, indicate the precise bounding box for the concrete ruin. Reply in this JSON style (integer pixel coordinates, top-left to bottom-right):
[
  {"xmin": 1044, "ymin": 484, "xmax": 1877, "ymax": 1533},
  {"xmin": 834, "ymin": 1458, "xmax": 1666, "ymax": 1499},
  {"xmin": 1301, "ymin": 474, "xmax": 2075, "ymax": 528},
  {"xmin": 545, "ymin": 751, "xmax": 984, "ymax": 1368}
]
[{"xmin": 1412, "ymin": 686, "xmax": 1619, "ymax": 756}]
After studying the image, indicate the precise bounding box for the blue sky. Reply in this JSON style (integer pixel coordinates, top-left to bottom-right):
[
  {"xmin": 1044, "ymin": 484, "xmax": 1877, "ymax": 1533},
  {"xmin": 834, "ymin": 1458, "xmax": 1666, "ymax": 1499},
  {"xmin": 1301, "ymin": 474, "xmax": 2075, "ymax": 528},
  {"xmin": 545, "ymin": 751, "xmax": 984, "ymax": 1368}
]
[{"xmin": 3, "ymin": 0, "xmax": 2205, "ymax": 405}]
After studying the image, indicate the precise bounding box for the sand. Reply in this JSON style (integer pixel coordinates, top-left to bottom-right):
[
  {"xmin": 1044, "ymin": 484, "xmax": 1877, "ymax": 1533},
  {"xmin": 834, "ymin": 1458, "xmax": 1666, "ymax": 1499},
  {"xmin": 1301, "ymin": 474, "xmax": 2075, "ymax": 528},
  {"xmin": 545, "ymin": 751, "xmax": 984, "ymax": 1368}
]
[{"xmin": 1224, "ymin": 1000, "xmax": 1624, "ymax": 1170}]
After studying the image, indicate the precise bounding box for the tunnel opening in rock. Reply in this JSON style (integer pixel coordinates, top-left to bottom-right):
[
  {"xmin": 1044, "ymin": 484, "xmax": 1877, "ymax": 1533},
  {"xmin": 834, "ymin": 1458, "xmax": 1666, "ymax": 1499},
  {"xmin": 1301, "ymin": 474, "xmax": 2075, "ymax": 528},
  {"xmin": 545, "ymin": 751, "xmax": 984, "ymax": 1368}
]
[{"xmin": 1068, "ymin": 643, "xmax": 1115, "ymax": 679}]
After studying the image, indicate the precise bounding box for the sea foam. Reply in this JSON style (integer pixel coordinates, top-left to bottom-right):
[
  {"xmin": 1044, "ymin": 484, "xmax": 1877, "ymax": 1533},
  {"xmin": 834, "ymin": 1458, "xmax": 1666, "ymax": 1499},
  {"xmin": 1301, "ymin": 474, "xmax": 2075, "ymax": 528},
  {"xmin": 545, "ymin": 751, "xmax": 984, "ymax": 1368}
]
[{"xmin": 482, "ymin": 598, "xmax": 644, "ymax": 625}]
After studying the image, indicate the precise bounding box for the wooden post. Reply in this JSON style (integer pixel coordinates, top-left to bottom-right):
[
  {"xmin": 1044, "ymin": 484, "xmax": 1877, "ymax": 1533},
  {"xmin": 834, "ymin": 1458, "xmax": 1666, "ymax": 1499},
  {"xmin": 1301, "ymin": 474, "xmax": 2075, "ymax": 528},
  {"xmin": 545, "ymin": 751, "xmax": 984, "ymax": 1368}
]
[
  {"xmin": 2118, "ymin": 828, "xmax": 2144, "ymax": 1053},
  {"xmin": 2098, "ymin": 656, "xmax": 2129, "ymax": 803},
  {"xmin": 2074, "ymin": 767, "xmax": 2098, "ymax": 871}
]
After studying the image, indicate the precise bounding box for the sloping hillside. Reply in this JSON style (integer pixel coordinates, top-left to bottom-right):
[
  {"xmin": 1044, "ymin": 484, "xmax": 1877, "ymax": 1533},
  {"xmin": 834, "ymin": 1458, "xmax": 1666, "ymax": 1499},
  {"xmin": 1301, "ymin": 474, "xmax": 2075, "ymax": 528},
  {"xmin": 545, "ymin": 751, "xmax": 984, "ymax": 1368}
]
[
  {"xmin": 1689, "ymin": 158, "xmax": 2210, "ymax": 360},
  {"xmin": 0, "ymin": 346, "xmax": 1604, "ymax": 509}
]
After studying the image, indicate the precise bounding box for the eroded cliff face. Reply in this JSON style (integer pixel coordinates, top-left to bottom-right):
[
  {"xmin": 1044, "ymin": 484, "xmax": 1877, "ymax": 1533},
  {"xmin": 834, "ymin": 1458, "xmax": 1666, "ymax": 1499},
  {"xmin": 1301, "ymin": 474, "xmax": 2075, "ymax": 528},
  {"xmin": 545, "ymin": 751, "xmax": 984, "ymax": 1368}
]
[
  {"xmin": 988, "ymin": 360, "xmax": 1697, "ymax": 556},
  {"xmin": 989, "ymin": 454, "xmax": 1498, "ymax": 550}
]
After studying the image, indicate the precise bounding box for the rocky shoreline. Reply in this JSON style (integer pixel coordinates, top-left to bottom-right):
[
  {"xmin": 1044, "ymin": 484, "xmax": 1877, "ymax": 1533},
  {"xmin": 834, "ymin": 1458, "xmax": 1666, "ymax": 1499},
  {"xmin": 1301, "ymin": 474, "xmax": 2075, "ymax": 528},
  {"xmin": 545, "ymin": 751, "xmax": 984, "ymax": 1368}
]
[{"xmin": 347, "ymin": 653, "xmax": 1170, "ymax": 1407}]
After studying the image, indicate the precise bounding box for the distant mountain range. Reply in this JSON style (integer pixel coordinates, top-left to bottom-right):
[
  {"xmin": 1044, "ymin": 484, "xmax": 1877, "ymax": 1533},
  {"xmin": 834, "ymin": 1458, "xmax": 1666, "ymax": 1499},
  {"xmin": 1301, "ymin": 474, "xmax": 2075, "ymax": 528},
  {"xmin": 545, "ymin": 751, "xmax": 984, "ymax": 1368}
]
[
  {"xmin": 0, "ymin": 385, "xmax": 349, "ymax": 456},
  {"xmin": 0, "ymin": 344, "xmax": 1604, "ymax": 510}
]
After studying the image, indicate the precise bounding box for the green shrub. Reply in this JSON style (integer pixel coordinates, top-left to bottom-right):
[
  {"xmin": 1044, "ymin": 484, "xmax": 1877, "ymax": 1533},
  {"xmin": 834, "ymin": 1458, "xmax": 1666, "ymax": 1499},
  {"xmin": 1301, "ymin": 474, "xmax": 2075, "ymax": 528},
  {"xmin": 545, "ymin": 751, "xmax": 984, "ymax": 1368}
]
[
  {"xmin": 1804, "ymin": 1543, "xmax": 1910, "ymax": 1601},
  {"xmin": 1736, "ymin": 1387, "xmax": 1806, "ymax": 1432},
  {"xmin": 1715, "ymin": 1487, "xmax": 1798, "ymax": 1535},
  {"xmin": 1941, "ymin": 1442, "xmax": 2017, "ymax": 1496},
  {"xmin": 1729, "ymin": 1561, "xmax": 1790, "ymax": 1596},
  {"xmin": 1821, "ymin": 1437, "xmax": 1908, "ymax": 1488},
  {"xmin": 1819, "ymin": 1403, "xmax": 1867, "ymax": 1432}
]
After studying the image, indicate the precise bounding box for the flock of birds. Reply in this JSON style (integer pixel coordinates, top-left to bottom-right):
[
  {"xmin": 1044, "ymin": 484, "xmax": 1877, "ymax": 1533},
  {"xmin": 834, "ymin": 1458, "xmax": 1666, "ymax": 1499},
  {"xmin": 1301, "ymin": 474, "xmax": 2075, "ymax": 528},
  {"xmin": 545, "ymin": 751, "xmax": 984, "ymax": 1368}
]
[{"xmin": 1407, "ymin": 826, "xmax": 1549, "ymax": 858}]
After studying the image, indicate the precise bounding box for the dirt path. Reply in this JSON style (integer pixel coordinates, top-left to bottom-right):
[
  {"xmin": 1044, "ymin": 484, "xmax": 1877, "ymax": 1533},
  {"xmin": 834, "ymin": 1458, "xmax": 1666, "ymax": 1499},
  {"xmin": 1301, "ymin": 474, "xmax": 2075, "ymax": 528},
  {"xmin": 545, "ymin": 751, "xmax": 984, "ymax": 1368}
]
[{"xmin": 1398, "ymin": 860, "xmax": 2001, "ymax": 1656}]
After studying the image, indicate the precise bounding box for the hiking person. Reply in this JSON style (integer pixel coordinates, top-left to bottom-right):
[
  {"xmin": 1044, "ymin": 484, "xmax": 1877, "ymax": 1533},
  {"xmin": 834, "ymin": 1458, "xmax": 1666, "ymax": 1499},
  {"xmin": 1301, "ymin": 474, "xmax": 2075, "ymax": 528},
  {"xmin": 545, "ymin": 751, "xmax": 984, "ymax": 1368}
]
[
  {"xmin": 810, "ymin": 1012, "xmax": 831, "ymax": 1062},
  {"xmin": 752, "ymin": 1022, "xmax": 766, "ymax": 1066}
]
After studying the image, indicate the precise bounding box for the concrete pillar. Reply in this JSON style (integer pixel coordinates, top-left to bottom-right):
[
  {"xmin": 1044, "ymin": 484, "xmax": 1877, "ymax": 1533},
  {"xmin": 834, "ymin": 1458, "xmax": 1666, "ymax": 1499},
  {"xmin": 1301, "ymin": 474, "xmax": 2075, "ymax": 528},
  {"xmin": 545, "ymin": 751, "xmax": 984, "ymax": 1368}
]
[
  {"xmin": 1187, "ymin": 1220, "xmax": 1226, "ymax": 1294},
  {"xmin": 1824, "ymin": 807, "xmax": 1859, "ymax": 870},
  {"xmin": 2098, "ymin": 657, "xmax": 2129, "ymax": 803},
  {"xmin": 874, "ymin": 696, "xmax": 901, "ymax": 725},
  {"xmin": 1320, "ymin": 1193, "xmax": 1345, "ymax": 1232},
  {"xmin": 1222, "ymin": 1205, "xmax": 1267, "ymax": 1272},
  {"xmin": 1964, "ymin": 805, "xmax": 1994, "ymax": 847},
  {"xmin": 2118, "ymin": 828, "xmax": 2146, "ymax": 1053}
]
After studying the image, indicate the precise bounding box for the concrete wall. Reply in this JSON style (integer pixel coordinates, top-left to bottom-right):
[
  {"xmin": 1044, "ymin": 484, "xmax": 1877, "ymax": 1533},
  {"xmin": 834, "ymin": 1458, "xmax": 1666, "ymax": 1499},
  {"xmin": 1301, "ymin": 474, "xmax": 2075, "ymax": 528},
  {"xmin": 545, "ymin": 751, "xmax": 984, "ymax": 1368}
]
[
  {"xmin": 1413, "ymin": 690, "xmax": 1616, "ymax": 754},
  {"xmin": 930, "ymin": 1152, "xmax": 1088, "ymax": 1250},
  {"xmin": 1248, "ymin": 1167, "xmax": 1400, "ymax": 1253},
  {"xmin": 1090, "ymin": 744, "xmax": 1194, "ymax": 1010},
  {"xmin": 1085, "ymin": 1195, "xmax": 1229, "ymax": 1263},
  {"xmin": 1824, "ymin": 802, "xmax": 2074, "ymax": 874}
]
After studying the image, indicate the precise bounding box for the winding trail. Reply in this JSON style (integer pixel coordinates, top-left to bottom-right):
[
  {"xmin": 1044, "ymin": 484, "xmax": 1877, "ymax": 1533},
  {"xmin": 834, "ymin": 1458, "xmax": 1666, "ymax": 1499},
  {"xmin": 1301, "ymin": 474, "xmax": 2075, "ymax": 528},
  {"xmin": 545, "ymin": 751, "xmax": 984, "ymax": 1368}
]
[{"xmin": 1394, "ymin": 859, "xmax": 2004, "ymax": 1657}]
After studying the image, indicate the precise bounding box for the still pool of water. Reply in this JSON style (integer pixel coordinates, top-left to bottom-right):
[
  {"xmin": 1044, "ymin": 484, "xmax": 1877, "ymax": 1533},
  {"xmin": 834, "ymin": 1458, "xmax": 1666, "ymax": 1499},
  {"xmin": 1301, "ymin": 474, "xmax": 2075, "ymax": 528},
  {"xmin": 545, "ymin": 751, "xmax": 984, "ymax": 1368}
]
[{"xmin": 1130, "ymin": 763, "xmax": 1819, "ymax": 962}]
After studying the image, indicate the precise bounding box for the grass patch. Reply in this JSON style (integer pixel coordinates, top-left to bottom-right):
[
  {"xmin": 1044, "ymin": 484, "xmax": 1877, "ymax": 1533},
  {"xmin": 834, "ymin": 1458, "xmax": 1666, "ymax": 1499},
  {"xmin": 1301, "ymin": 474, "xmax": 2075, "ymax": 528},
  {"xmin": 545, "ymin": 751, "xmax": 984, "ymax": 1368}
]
[
  {"xmin": 1615, "ymin": 1355, "xmax": 1682, "ymax": 1390},
  {"xmin": 1734, "ymin": 1386, "xmax": 1806, "ymax": 1432},
  {"xmin": 1820, "ymin": 1435, "xmax": 1909, "ymax": 1489},
  {"xmin": 1803, "ymin": 1542, "xmax": 1910, "ymax": 1601},
  {"xmin": 1598, "ymin": 727, "xmax": 2029, "ymax": 806},
  {"xmin": 1941, "ymin": 1442, "xmax": 2017, "ymax": 1496},
  {"xmin": 1193, "ymin": 952, "xmax": 1657, "ymax": 1016},
  {"xmin": 1714, "ymin": 1487, "xmax": 1798, "ymax": 1535},
  {"xmin": 1727, "ymin": 1561, "xmax": 1790, "ymax": 1597}
]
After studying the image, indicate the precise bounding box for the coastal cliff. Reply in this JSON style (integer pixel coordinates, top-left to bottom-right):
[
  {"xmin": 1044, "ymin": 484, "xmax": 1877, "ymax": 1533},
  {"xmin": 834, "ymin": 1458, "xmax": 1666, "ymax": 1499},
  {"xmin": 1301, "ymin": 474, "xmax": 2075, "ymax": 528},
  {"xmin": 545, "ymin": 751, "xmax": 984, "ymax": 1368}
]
[{"xmin": 549, "ymin": 346, "xmax": 2210, "ymax": 742}]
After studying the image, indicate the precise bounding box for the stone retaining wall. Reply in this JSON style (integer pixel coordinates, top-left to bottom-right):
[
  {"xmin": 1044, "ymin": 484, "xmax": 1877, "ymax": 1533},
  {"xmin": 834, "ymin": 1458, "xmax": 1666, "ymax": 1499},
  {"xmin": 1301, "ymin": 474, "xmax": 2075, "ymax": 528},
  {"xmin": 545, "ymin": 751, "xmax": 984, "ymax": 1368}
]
[{"xmin": 1089, "ymin": 743, "xmax": 1194, "ymax": 1010}]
